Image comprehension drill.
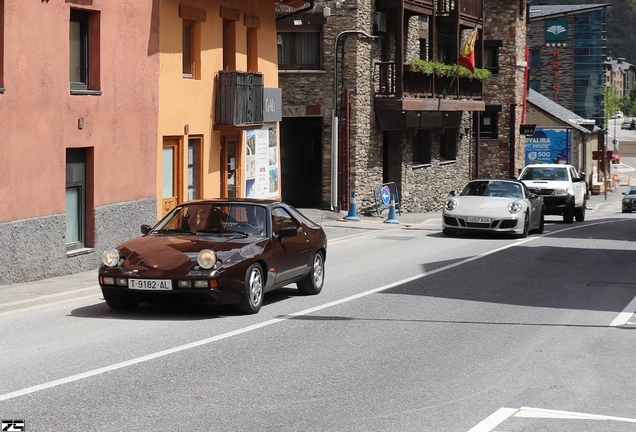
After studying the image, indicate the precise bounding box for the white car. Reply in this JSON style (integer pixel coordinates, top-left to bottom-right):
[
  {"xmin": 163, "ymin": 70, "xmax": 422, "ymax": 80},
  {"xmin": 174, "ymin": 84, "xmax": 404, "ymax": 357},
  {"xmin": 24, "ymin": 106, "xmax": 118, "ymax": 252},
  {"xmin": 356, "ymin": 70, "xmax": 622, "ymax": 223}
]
[
  {"xmin": 443, "ymin": 179, "xmax": 545, "ymax": 238},
  {"xmin": 518, "ymin": 163, "xmax": 587, "ymax": 223}
]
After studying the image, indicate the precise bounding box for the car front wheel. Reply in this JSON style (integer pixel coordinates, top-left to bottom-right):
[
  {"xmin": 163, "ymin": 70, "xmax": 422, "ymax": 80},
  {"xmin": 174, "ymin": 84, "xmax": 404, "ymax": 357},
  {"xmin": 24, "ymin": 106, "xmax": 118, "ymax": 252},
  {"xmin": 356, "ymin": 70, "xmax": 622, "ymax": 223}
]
[
  {"xmin": 235, "ymin": 263, "xmax": 264, "ymax": 314},
  {"xmin": 297, "ymin": 251, "xmax": 325, "ymax": 295}
]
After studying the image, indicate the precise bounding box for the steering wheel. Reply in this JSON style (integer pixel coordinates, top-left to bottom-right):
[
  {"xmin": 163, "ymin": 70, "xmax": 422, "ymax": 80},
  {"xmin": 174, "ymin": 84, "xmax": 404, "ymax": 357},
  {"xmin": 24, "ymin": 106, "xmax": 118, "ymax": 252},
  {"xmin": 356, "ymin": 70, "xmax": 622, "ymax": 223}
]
[{"xmin": 234, "ymin": 222, "xmax": 256, "ymax": 231}]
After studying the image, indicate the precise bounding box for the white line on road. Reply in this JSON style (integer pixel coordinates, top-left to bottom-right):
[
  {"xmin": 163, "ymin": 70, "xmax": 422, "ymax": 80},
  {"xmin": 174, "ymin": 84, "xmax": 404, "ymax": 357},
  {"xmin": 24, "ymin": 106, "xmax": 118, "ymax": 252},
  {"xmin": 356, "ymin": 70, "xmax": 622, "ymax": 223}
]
[
  {"xmin": 610, "ymin": 295, "xmax": 636, "ymax": 327},
  {"xmin": 0, "ymin": 232, "xmax": 544, "ymax": 402}
]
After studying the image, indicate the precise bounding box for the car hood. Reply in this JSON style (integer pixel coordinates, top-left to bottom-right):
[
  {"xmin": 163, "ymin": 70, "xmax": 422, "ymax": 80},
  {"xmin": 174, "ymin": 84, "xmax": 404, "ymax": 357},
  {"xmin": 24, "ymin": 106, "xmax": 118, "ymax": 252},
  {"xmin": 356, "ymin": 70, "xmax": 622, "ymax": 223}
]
[
  {"xmin": 117, "ymin": 234, "xmax": 263, "ymax": 272},
  {"xmin": 455, "ymin": 196, "xmax": 517, "ymax": 212}
]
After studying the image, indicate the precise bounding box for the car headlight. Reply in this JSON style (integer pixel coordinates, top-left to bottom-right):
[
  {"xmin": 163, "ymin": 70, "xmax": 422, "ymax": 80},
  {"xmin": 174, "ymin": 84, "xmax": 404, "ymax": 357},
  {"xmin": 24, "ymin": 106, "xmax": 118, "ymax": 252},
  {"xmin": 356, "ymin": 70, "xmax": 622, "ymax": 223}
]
[
  {"xmin": 553, "ymin": 188, "xmax": 567, "ymax": 195},
  {"xmin": 197, "ymin": 249, "xmax": 217, "ymax": 269},
  {"xmin": 445, "ymin": 199, "xmax": 458, "ymax": 211},
  {"xmin": 101, "ymin": 247, "xmax": 121, "ymax": 267},
  {"xmin": 508, "ymin": 201, "xmax": 523, "ymax": 214}
]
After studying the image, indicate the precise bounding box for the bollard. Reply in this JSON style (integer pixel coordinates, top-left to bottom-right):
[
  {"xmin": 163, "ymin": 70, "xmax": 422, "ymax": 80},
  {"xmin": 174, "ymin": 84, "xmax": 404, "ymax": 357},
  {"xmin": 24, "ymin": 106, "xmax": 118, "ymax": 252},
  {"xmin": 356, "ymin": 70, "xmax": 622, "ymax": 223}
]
[
  {"xmin": 384, "ymin": 199, "xmax": 400, "ymax": 224},
  {"xmin": 344, "ymin": 191, "xmax": 361, "ymax": 221}
]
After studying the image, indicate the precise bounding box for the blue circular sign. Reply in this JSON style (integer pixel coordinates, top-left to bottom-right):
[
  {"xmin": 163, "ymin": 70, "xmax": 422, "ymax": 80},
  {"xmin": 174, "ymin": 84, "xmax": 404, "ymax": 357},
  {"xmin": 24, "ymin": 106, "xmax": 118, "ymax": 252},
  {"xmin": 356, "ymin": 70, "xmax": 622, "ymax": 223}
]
[{"xmin": 381, "ymin": 185, "xmax": 391, "ymax": 205}]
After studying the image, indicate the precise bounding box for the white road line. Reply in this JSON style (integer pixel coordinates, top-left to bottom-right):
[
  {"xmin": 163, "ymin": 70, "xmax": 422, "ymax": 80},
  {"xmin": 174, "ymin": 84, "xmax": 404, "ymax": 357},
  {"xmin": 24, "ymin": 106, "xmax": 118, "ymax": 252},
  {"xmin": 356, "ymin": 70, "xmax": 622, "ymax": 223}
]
[
  {"xmin": 515, "ymin": 406, "xmax": 636, "ymax": 422},
  {"xmin": 0, "ymin": 219, "xmax": 626, "ymax": 404},
  {"xmin": 610, "ymin": 295, "xmax": 636, "ymax": 327},
  {"xmin": 467, "ymin": 407, "xmax": 519, "ymax": 432}
]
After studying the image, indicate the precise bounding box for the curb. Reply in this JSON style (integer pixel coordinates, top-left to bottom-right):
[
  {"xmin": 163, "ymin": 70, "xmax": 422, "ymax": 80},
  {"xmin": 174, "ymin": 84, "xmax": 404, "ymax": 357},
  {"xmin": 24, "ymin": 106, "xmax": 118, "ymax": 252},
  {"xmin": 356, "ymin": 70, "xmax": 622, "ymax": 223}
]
[{"xmin": 0, "ymin": 286, "xmax": 101, "ymax": 315}]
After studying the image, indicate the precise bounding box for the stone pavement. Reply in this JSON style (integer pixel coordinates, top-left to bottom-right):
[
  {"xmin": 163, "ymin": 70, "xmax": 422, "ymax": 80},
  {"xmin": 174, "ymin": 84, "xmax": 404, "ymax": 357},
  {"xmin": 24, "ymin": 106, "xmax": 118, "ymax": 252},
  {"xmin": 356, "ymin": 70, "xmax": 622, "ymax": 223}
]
[{"xmin": 0, "ymin": 186, "xmax": 628, "ymax": 314}]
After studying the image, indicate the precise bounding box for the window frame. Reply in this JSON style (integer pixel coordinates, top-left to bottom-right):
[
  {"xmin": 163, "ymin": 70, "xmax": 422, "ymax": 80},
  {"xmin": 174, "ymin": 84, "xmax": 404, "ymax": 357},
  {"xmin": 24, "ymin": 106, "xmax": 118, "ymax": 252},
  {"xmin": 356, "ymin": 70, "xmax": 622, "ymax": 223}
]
[
  {"xmin": 69, "ymin": 8, "xmax": 101, "ymax": 95},
  {"xmin": 480, "ymin": 108, "xmax": 500, "ymax": 140},
  {"xmin": 412, "ymin": 129, "xmax": 431, "ymax": 166},
  {"xmin": 66, "ymin": 148, "xmax": 86, "ymax": 252},
  {"xmin": 484, "ymin": 40, "xmax": 501, "ymax": 75},
  {"xmin": 187, "ymin": 136, "xmax": 203, "ymax": 201},
  {"xmin": 439, "ymin": 128, "xmax": 458, "ymax": 162},
  {"xmin": 277, "ymin": 27, "xmax": 322, "ymax": 70}
]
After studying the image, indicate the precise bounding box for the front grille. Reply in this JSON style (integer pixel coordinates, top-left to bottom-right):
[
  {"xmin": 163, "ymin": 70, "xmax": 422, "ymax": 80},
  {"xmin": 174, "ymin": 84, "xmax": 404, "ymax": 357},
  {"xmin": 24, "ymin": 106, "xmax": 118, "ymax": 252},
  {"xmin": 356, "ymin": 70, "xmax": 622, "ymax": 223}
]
[
  {"xmin": 531, "ymin": 188, "xmax": 554, "ymax": 196},
  {"xmin": 444, "ymin": 216, "xmax": 459, "ymax": 226},
  {"xmin": 466, "ymin": 222, "xmax": 492, "ymax": 228},
  {"xmin": 500, "ymin": 219, "xmax": 518, "ymax": 229}
]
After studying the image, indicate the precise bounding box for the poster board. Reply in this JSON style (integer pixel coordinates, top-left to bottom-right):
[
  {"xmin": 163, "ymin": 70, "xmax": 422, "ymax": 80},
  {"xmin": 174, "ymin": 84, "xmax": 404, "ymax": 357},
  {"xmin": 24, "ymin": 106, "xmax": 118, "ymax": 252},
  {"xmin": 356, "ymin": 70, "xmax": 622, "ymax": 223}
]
[
  {"xmin": 245, "ymin": 125, "xmax": 280, "ymax": 199},
  {"xmin": 525, "ymin": 128, "xmax": 571, "ymax": 165}
]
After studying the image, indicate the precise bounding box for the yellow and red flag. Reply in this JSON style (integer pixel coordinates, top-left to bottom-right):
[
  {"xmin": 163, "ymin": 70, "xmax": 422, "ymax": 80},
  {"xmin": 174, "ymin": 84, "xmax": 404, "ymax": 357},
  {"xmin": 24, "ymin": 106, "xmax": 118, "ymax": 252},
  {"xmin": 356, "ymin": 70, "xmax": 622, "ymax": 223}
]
[
  {"xmin": 458, "ymin": 30, "xmax": 478, "ymax": 73},
  {"xmin": 457, "ymin": 9, "xmax": 483, "ymax": 73}
]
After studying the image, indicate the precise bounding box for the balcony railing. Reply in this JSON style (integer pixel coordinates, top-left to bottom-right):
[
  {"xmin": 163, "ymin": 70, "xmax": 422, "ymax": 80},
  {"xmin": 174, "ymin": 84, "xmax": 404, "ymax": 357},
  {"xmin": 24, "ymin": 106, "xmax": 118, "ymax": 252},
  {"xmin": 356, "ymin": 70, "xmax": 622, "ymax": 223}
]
[
  {"xmin": 375, "ymin": 62, "xmax": 482, "ymax": 100},
  {"xmin": 215, "ymin": 71, "xmax": 264, "ymax": 126}
]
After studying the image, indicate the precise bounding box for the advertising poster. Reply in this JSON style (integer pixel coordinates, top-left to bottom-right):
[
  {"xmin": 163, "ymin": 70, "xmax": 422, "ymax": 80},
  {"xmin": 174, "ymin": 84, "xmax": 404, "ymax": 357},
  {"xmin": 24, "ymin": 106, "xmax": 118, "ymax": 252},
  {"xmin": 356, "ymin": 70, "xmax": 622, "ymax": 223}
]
[
  {"xmin": 525, "ymin": 128, "xmax": 571, "ymax": 165},
  {"xmin": 245, "ymin": 126, "xmax": 279, "ymax": 198}
]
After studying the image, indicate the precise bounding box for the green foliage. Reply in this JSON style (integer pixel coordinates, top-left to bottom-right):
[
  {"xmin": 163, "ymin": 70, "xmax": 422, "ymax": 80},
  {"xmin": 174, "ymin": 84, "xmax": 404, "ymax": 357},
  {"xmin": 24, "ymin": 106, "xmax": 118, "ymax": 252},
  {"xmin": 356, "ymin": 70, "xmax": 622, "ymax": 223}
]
[{"xmin": 408, "ymin": 59, "xmax": 491, "ymax": 81}]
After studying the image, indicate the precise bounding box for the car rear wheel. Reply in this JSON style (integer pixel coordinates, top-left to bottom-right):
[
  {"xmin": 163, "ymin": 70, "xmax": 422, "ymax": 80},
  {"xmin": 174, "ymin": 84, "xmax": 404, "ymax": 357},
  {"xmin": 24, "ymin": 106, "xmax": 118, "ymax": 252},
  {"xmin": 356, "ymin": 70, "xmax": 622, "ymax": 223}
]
[
  {"xmin": 235, "ymin": 263, "xmax": 264, "ymax": 314},
  {"xmin": 297, "ymin": 251, "xmax": 325, "ymax": 295},
  {"xmin": 104, "ymin": 295, "xmax": 138, "ymax": 310}
]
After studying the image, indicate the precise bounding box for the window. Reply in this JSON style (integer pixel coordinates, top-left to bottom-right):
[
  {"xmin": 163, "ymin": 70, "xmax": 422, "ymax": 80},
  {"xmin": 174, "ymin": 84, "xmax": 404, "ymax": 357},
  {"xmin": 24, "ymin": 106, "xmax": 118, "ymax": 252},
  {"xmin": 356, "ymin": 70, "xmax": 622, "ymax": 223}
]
[
  {"xmin": 440, "ymin": 128, "xmax": 457, "ymax": 161},
  {"xmin": 69, "ymin": 8, "xmax": 100, "ymax": 94},
  {"xmin": 529, "ymin": 80, "xmax": 540, "ymax": 92},
  {"xmin": 182, "ymin": 20, "xmax": 194, "ymax": 77},
  {"xmin": 484, "ymin": 40, "xmax": 501, "ymax": 74},
  {"xmin": 223, "ymin": 19, "xmax": 236, "ymax": 70},
  {"xmin": 530, "ymin": 49, "xmax": 541, "ymax": 70},
  {"xmin": 66, "ymin": 149, "xmax": 86, "ymax": 251},
  {"xmin": 480, "ymin": 108, "xmax": 500, "ymax": 139},
  {"xmin": 277, "ymin": 31, "xmax": 320, "ymax": 70},
  {"xmin": 412, "ymin": 129, "xmax": 431, "ymax": 165},
  {"xmin": 247, "ymin": 26, "xmax": 258, "ymax": 72},
  {"xmin": 271, "ymin": 207, "xmax": 298, "ymax": 236},
  {"xmin": 187, "ymin": 137, "xmax": 202, "ymax": 200}
]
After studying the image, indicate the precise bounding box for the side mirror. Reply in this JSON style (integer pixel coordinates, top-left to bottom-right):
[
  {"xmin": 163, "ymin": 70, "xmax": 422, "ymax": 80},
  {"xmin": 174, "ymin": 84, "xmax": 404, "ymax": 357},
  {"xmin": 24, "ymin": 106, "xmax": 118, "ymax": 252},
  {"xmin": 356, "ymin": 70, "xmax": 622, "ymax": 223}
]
[
  {"xmin": 141, "ymin": 224, "xmax": 151, "ymax": 235},
  {"xmin": 449, "ymin": 190, "xmax": 457, "ymax": 197},
  {"xmin": 278, "ymin": 226, "xmax": 297, "ymax": 239}
]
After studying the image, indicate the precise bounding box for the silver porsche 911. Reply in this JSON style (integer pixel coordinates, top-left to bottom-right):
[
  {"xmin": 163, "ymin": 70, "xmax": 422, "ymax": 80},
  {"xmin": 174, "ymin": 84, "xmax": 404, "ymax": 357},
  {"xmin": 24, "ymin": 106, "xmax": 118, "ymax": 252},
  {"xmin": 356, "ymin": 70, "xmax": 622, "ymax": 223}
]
[{"xmin": 442, "ymin": 179, "xmax": 545, "ymax": 238}]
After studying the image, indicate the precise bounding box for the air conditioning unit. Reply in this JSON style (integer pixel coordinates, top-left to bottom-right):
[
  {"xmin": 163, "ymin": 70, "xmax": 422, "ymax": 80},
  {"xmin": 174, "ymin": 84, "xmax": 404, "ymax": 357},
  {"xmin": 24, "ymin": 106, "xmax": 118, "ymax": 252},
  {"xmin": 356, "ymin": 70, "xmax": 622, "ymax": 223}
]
[{"xmin": 374, "ymin": 12, "xmax": 387, "ymax": 34}]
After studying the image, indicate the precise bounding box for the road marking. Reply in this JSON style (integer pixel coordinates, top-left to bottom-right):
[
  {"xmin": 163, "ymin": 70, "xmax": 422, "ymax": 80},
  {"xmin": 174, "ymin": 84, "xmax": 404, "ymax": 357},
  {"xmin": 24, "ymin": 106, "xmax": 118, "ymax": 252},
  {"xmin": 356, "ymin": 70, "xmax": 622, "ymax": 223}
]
[
  {"xmin": 470, "ymin": 406, "xmax": 636, "ymax": 431},
  {"xmin": 610, "ymin": 295, "xmax": 636, "ymax": 326},
  {"xmin": 0, "ymin": 219, "xmax": 628, "ymax": 403}
]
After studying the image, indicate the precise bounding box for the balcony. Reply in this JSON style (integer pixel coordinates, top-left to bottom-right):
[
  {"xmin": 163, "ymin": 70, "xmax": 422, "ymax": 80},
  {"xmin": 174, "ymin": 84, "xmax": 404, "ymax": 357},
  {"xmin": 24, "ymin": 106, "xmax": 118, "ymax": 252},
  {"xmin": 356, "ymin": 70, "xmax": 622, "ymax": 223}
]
[
  {"xmin": 215, "ymin": 71, "xmax": 264, "ymax": 128},
  {"xmin": 374, "ymin": 62, "xmax": 485, "ymax": 130}
]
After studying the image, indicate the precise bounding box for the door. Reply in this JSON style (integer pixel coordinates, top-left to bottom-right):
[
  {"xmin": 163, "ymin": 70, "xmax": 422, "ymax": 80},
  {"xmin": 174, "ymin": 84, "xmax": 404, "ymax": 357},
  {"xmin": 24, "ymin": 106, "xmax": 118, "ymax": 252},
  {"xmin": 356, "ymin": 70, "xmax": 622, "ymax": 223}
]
[
  {"xmin": 221, "ymin": 134, "xmax": 239, "ymax": 198},
  {"xmin": 162, "ymin": 138, "xmax": 181, "ymax": 216},
  {"xmin": 270, "ymin": 206, "xmax": 311, "ymax": 284}
]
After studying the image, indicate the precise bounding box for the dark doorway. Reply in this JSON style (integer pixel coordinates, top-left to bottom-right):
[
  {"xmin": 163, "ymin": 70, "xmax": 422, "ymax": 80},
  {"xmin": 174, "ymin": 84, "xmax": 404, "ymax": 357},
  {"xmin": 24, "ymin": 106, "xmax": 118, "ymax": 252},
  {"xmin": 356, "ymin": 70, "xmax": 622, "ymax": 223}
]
[{"xmin": 280, "ymin": 117, "xmax": 323, "ymax": 208}]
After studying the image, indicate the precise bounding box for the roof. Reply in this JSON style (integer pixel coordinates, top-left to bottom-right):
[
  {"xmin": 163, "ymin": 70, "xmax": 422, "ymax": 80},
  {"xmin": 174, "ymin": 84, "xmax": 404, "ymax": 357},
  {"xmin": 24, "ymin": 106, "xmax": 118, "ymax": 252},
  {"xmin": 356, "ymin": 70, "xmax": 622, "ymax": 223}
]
[
  {"xmin": 526, "ymin": 89, "xmax": 599, "ymax": 134},
  {"xmin": 529, "ymin": 3, "xmax": 612, "ymax": 20}
]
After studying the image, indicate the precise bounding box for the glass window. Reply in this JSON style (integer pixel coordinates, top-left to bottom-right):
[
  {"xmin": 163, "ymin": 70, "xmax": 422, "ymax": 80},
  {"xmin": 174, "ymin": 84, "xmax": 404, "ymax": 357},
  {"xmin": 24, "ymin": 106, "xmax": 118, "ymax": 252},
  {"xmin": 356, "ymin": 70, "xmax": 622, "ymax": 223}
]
[
  {"xmin": 66, "ymin": 148, "xmax": 86, "ymax": 251},
  {"xmin": 187, "ymin": 138, "xmax": 201, "ymax": 201},
  {"xmin": 440, "ymin": 128, "xmax": 457, "ymax": 161},
  {"xmin": 277, "ymin": 31, "xmax": 321, "ymax": 70},
  {"xmin": 162, "ymin": 146, "xmax": 175, "ymax": 199},
  {"xmin": 271, "ymin": 207, "xmax": 297, "ymax": 235},
  {"xmin": 480, "ymin": 111, "xmax": 498, "ymax": 139},
  {"xmin": 70, "ymin": 9, "xmax": 88, "ymax": 90},
  {"xmin": 182, "ymin": 20, "xmax": 194, "ymax": 77},
  {"xmin": 530, "ymin": 50, "xmax": 541, "ymax": 70},
  {"xmin": 413, "ymin": 129, "xmax": 431, "ymax": 165}
]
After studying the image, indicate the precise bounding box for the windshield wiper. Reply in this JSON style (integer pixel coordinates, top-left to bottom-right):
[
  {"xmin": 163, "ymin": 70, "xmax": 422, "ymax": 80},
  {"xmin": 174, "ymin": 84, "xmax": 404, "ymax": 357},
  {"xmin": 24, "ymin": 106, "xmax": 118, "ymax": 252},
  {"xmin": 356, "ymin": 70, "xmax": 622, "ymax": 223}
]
[
  {"xmin": 154, "ymin": 228, "xmax": 195, "ymax": 235},
  {"xmin": 196, "ymin": 228, "xmax": 249, "ymax": 237}
]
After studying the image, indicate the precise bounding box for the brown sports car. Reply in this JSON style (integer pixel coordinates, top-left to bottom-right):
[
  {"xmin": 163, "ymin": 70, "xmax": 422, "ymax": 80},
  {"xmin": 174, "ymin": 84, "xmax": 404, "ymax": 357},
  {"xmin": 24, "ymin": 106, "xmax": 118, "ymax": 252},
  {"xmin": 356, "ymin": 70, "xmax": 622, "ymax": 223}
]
[{"xmin": 98, "ymin": 199, "xmax": 327, "ymax": 314}]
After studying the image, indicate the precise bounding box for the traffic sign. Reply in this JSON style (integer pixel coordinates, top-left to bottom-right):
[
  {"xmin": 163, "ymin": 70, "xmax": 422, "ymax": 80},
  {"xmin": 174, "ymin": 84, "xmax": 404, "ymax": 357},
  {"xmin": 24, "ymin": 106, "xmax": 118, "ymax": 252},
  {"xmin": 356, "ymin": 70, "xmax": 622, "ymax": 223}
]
[
  {"xmin": 381, "ymin": 185, "xmax": 391, "ymax": 205},
  {"xmin": 519, "ymin": 124, "xmax": 537, "ymax": 136},
  {"xmin": 592, "ymin": 150, "xmax": 613, "ymax": 161}
]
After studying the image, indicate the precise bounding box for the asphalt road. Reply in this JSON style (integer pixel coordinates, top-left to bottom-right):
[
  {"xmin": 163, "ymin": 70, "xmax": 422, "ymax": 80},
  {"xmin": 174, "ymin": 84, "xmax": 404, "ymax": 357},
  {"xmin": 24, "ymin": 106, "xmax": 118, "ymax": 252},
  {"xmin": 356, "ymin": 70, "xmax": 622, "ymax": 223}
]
[{"xmin": 1, "ymin": 200, "xmax": 636, "ymax": 431}]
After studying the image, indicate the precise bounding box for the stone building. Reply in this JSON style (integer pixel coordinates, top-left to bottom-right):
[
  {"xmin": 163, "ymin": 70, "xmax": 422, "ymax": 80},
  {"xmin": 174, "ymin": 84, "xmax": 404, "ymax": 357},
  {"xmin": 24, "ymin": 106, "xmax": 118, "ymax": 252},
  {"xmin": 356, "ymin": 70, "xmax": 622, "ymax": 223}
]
[
  {"xmin": 527, "ymin": 3, "xmax": 612, "ymax": 126},
  {"xmin": 277, "ymin": 0, "xmax": 489, "ymax": 214},
  {"xmin": 478, "ymin": 0, "xmax": 529, "ymax": 179}
]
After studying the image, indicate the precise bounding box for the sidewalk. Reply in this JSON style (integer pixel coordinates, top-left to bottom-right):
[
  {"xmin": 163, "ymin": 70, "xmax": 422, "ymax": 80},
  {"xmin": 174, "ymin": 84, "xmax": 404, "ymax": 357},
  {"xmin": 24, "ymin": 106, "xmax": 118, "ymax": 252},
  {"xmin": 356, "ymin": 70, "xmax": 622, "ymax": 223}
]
[{"xmin": 0, "ymin": 186, "xmax": 627, "ymax": 314}]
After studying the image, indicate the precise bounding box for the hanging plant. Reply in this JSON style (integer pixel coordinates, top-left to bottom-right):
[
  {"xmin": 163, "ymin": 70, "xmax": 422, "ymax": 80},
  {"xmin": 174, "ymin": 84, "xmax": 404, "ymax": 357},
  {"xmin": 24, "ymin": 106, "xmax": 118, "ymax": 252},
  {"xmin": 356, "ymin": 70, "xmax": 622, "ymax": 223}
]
[{"xmin": 408, "ymin": 59, "xmax": 491, "ymax": 81}]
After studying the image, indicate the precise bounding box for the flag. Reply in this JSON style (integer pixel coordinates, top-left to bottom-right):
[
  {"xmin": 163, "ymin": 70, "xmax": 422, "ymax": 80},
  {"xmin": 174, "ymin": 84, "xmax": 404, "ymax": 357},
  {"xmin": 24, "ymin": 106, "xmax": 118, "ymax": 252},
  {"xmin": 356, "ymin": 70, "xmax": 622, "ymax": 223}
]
[
  {"xmin": 458, "ymin": 30, "xmax": 478, "ymax": 73},
  {"xmin": 457, "ymin": 9, "xmax": 484, "ymax": 73}
]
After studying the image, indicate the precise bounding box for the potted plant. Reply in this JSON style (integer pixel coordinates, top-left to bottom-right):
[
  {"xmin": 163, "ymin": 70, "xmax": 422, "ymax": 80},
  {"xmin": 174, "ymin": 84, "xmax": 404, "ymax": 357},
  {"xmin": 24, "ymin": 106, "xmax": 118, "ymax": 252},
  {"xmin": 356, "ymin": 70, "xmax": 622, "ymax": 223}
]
[{"xmin": 407, "ymin": 59, "xmax": 491, "ymax": 81}]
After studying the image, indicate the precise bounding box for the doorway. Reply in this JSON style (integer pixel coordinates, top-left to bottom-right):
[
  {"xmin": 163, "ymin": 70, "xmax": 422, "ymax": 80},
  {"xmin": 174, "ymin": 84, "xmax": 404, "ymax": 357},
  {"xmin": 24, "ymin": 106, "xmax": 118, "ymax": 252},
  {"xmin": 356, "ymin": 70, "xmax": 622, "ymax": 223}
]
[
  {"xmin": 221, "ymin": 133, "xmax": 239, "ymax": 198},
  {"xmin": 280, "ymin": 117, "xmax": 322, "ymax": 208},
  {"xmin": 162, "ymin": 137, "xmax": 181, "ymax": 216}
]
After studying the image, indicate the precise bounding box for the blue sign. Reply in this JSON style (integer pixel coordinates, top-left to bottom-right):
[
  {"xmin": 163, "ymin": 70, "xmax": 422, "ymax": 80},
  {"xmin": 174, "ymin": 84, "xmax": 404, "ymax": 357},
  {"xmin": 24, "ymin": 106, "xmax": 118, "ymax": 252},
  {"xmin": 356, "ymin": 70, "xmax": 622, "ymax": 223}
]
[
  {"xmin": 381, "ymin": 185, "xmax": 391, "ymax": 205},
  {"xmin": 525, "ymin": 128, "xmax": 571, "ymax": 165}
]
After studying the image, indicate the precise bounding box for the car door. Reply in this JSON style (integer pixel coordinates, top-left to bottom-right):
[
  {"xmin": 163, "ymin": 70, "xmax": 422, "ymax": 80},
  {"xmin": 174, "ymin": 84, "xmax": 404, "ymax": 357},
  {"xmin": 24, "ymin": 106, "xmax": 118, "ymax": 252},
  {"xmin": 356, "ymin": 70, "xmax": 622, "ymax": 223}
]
[
  {"xmin": 569, "ymin": 167, "xmax": 585, "ymax": 205},
  {"xmin": 270, "ymin": 207, "xmax": 312, "ymax": 284},
  {"xmin": 523, "ymin": 183, "xmax": 542, "ymax": 227}
]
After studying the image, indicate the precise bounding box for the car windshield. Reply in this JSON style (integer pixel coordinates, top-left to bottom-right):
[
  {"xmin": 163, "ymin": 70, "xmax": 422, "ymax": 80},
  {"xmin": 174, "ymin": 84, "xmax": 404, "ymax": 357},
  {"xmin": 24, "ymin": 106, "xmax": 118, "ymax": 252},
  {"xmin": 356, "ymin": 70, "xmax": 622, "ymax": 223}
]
[
  {"xmin": 153, "ymin": 203, "xmax": 267, "ymax": 236},
  {"xmin": 627, "ymin": 188, "xmax": 636, "ymax": 195},
  {"xmin": 519, "ymin": 167, "xmax": 568, "ymax": 181},
  {"xmin": 460, "ymin": 181, "xmax": 523, "ymax": 198}
]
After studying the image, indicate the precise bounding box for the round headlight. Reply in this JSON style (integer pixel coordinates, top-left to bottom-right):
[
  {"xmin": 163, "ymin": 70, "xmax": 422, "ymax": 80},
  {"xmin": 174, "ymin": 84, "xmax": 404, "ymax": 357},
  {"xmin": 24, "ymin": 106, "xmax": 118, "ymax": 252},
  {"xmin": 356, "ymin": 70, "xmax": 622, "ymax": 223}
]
[
  {"xmin": 445, "ymin": 199, "xmax": 458, "ymax": 211},
  {"xmin": 197, "ymin": 249, "xmax": 217, "ymax": 269},
  {"xmin": 508, "ymin": 201, "xmax": 523, "ymax": 214},
  {"xmin": 101, "ymin": 247, "xmax": 121, "ymax": 267}
]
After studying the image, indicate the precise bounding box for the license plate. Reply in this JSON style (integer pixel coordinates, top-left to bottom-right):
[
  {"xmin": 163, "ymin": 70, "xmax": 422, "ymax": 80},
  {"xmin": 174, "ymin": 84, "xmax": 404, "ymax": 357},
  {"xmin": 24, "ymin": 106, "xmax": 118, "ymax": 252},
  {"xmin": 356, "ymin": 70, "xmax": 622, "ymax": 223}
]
[
  {"xmin": 467, "ymin": 216, "xmax": 491, "ymax": 223},
  {"xmin": 129, "ymin": 279, "xmax": 172, "ymax": 290}
]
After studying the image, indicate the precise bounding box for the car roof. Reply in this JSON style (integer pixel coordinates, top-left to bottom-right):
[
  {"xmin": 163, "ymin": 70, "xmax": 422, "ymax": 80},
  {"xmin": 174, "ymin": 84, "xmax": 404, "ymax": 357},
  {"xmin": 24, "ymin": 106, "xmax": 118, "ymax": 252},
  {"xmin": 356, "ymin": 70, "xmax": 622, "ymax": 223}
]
[
  {"xmin": 467, "ymin": 178, "xmax": 525, "ymax": 185},
  {"xmin": 179, "ymin": 198, "xmax": 283, "ymax": 207}
]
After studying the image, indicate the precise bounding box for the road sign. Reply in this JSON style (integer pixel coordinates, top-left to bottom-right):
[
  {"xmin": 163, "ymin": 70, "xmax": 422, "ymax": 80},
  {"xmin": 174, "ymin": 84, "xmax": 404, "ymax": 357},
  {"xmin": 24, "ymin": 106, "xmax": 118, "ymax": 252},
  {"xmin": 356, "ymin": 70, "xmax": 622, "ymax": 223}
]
[
  {"xmin": 520, "ymin": 124, "xmax": 536, "ymax": 136},
  {"xmin": 381, "ymin": 185, "xmax": 391, "ymax": 205},
  {"xmin": 593, "ymin": 150, "xmax": 613, "ymax": 161}
]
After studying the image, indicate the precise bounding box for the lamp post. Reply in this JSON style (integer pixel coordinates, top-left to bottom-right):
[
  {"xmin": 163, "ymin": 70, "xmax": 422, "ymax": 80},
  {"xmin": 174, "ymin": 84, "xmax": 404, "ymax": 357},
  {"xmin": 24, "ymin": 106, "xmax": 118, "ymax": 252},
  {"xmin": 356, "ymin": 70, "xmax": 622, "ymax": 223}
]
[{"xmin": 330, "ymin": 29, "xmax": 379, "ymax": 211}]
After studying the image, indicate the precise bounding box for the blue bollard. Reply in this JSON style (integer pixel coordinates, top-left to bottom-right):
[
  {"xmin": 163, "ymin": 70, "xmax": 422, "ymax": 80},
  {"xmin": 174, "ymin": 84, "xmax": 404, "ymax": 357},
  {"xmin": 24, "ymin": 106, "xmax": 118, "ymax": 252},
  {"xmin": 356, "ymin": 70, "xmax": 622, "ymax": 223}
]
[
  {"xmin": 344, "ymin": 191, "xmax": 361, "ymax": 221},
  {"xmin": 384, "ymin": 199, "xmax": 400, "ymax": 224}
]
